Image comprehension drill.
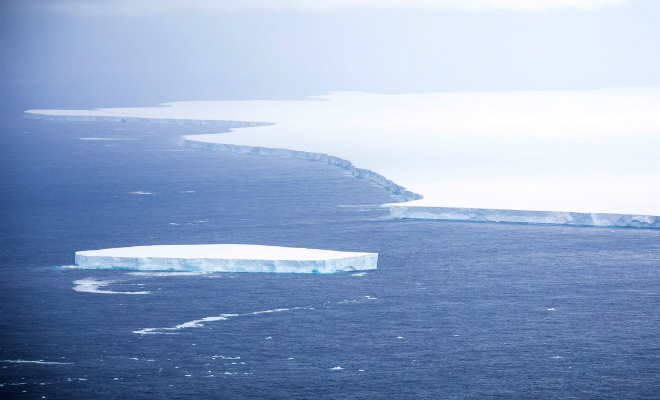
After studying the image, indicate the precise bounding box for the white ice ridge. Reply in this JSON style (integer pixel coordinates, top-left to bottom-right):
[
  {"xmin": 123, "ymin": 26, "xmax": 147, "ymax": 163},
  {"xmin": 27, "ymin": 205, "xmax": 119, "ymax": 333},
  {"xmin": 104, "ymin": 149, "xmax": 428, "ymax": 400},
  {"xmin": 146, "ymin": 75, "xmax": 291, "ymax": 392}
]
[
  {"xmin": 73, "ymin": 244, "xmax": 378, "ymax": 273},
  {"xmin": 26, "ymin": 89, "xmax": 660, "ymax": 228}
]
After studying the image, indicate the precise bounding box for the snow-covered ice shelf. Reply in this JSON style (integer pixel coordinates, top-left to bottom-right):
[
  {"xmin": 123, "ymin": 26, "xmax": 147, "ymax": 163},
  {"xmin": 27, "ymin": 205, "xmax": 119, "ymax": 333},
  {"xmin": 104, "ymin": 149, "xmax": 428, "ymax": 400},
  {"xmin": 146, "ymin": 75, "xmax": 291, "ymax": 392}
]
[
  {"xmin": 72, "ymin": 244, "xmax": 378, "ymax": 273},
  {"xmin": 26, "ymin": 89, "xmax": 660, "ymax": 228}
]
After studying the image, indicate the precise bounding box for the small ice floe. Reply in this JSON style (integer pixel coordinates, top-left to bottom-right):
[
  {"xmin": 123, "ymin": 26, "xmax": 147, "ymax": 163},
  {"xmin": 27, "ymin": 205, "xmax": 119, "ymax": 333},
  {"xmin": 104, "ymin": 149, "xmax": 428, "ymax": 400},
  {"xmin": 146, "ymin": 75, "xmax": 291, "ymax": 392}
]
[
  {"xmin": 351, "ymin": 272, "xmax": 367, "ymax": 277},
  {"xmin": 397, "ymin": 336, "xmax": 404, "ymax": 339},
  {"xmin": 547, "ymin": 308, "xmax": 556, "ymax": 311},
  {"xmin": 73, "ymin": 278, "xmax": 150, "ymax": 295},
  {"xmin": 169, "ymin": 223, "xmax": 179, "ymax": 226},
  {"xmin": 365, "ymin": 296, "xmax": 378, "ymax": 300},
  {"xmin": 330, "ymin": 366, "xmax": 344, "ymax": 371},
  {"xmin": 180, "ymin": 191, "xmax": 196, "ymax": 193},
  {"xmin": 551, "ymin": 356, "xmax": 564, "ymax": 359},
  {"xmin": 266, "ymin": 337, "xmax": 272, "ymax": 340},
  {"xmin": 1, "ymin": 359, "xmax": 73, "ymax": 365},
  {"xmin": 358, "ymin": 369, "xmax": 365, "ymax": 372},
  {"xmin": 127, "ymin": 191, "xmax": 155, "ymax": 195}
]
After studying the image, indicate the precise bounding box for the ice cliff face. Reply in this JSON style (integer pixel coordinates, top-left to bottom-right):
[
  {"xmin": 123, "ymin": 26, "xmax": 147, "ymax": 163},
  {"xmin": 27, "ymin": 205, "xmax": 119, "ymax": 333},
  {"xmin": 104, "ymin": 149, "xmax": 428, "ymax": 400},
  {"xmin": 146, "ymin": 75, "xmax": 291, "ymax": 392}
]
[
  {"xmin": 183, "ymin": 139, "xmax": 422, "ymax": 201},
  {"xmin": 73, "ymin": 244, "xmax": 378, "ymax": 273}
]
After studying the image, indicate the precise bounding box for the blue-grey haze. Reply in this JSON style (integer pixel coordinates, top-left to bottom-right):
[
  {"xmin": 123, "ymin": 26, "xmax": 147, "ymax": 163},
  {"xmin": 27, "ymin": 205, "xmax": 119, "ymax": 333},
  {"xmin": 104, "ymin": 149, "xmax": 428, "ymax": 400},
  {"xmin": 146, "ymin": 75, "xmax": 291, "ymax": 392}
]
[{"xmin": 2, "ymin": 0, "xmax": 660, "ymax": 109}]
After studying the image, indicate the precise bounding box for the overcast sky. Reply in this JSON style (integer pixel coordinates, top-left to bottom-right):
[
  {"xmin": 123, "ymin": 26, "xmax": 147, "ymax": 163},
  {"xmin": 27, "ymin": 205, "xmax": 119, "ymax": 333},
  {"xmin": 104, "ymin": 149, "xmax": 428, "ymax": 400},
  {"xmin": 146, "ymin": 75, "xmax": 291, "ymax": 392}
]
[{"xmin": 1, "ymin": 0, "xmax": 658, "ymax": 109}]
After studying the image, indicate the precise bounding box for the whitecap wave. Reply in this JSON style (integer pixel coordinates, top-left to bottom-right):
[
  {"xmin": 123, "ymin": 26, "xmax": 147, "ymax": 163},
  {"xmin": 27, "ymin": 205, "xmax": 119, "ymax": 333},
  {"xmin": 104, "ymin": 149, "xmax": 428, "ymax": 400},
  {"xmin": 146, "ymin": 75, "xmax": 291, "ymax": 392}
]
[{"xmin": 127, "ymin": 191, "xmax": 155, "ymax": 195}]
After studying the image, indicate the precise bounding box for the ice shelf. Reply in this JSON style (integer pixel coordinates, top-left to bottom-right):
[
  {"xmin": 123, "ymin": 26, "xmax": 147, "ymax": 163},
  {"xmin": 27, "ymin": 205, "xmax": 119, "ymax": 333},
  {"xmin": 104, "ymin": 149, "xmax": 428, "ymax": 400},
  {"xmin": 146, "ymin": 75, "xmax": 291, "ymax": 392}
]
[
  {"xmin": 27, "ymin": 89, "xmax": 660, "ymax": 228},
  {"xmin": 73, "ymin": 244, "xmax": 378, "ymax": 273}
]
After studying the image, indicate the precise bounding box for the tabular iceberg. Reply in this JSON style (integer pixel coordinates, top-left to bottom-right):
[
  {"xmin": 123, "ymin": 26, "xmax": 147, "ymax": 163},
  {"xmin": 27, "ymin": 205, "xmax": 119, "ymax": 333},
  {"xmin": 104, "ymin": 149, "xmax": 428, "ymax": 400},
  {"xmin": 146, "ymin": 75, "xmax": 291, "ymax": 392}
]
[{"xmin": 73, "ymin": 244, "xmax": 378, "ymax": 273}]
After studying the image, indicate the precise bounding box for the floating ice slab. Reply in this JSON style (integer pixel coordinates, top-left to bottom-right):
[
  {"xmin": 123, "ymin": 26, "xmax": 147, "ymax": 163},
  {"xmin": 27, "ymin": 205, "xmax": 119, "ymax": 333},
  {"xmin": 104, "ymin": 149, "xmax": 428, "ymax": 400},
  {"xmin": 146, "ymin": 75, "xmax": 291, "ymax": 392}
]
[
  {"xmin": 27, "ymin": 89, "xmax": 660, "ymax": 228},
  {"xmin": 73, "ymin": 244, "xmax": 378, "ymax": 273}
]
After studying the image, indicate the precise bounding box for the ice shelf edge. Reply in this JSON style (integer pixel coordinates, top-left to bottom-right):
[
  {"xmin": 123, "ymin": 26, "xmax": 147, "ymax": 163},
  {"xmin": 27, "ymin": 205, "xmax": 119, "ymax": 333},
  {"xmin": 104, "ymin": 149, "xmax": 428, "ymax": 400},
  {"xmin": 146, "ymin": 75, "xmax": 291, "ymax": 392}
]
[
  {"xmin": 26, "ymin": 111, "xmax": 660, "ymax": 230},
  {"xmin": 389, "ymin": 205, "xmax": 660, "ymax": 229}
]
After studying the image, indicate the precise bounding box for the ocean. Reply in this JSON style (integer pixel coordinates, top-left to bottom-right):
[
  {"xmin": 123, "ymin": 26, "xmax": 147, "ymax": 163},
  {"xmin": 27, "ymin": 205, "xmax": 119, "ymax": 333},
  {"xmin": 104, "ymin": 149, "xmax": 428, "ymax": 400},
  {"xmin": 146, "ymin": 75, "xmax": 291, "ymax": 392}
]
[{"xmin": 2, "ymin": 104, "xmax": 660, "ymax": 399}]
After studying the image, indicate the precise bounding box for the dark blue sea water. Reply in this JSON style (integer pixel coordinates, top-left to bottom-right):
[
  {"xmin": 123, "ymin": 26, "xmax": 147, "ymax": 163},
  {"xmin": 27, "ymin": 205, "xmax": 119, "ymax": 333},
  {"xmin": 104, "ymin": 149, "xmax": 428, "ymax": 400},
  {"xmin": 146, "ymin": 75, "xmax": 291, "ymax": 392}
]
[{"xmin": 2, "ymin": 111, "xmax": 660, "ymax": 399}]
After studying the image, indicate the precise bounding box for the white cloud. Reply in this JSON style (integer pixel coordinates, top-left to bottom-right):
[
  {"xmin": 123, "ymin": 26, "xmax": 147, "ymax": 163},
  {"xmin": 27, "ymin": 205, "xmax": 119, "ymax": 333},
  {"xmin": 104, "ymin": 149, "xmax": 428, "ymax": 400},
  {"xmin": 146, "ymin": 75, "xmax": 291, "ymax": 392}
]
[{"xmin": 28, "ymin": 0, "xmax": 632, "ymax": 17}]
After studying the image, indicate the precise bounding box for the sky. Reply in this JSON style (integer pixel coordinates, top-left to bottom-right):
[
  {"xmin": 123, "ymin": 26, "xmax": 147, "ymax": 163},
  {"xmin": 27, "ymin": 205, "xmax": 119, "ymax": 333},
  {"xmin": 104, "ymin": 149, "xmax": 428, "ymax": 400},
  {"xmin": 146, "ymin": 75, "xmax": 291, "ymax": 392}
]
[{"xmin": 1, "ymin": 0, "xmax": 659, "ymax": 110}]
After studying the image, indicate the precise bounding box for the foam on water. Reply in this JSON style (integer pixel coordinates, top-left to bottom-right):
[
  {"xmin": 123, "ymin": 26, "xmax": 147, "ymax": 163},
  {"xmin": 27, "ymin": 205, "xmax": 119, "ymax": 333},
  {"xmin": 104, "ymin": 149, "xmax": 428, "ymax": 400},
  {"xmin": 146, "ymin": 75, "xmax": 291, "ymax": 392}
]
[{"xmin": 72, "ymin": 278, "xmax": 151, "ymax": 295}]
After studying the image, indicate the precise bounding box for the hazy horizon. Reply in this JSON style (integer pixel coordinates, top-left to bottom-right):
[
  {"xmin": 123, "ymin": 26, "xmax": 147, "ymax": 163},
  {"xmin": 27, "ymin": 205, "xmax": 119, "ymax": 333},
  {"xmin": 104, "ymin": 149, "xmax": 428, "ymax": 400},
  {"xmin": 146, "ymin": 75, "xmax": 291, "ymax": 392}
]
[{"xmin": 2, "ymin": 0, "xmax": 659, "ymax": 111}]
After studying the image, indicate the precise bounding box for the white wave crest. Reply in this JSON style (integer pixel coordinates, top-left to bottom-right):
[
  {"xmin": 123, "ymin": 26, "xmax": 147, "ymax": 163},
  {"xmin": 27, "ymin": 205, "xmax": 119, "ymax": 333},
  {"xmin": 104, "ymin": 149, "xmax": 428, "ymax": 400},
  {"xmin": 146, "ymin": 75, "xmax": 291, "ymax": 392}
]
[
  {"xmin": 134, "ymin": 307, "xmax": 309, "ymax": 334},
  {"xmin": 1, "ymin": 359, "xmax": 73, "ymax": 365}
]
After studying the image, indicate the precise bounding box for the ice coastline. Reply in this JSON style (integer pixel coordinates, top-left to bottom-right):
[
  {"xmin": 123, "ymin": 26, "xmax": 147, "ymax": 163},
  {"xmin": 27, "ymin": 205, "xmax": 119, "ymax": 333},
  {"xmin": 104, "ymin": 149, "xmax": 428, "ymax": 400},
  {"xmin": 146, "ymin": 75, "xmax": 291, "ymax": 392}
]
[
  {"xmin": 73, "ymin": 244, "xmax": 378, "ymax": 273},
  {"xmin": 26, "ymin": 89, "xmax": 660, "ymax": 228}
]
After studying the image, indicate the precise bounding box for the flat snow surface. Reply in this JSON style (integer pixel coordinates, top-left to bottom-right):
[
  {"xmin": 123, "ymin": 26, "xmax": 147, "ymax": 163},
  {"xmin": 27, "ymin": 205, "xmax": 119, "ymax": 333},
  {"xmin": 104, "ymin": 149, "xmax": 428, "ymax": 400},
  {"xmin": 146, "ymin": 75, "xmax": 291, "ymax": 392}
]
[{"xmin": 27, "ymin": 89, "xmax": 660, "ymax": 217}]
